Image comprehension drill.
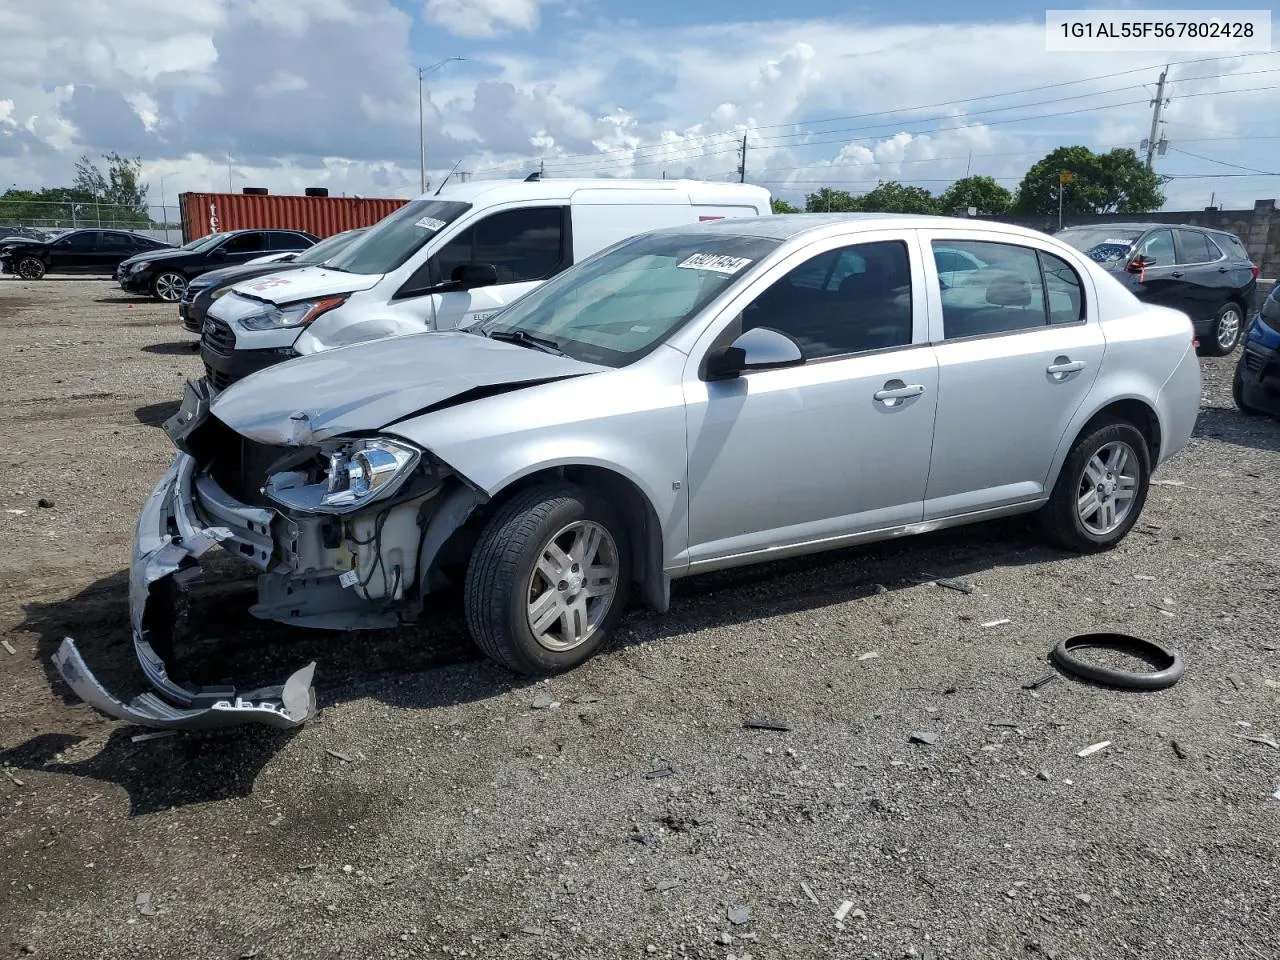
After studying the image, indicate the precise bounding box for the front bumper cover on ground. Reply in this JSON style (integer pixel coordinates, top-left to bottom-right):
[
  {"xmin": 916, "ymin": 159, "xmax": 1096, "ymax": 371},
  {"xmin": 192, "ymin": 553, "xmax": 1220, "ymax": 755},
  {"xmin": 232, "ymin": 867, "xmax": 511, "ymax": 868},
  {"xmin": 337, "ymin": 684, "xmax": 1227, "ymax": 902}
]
[{"xmin": 51, "ymin": 452, "xmax": 318, "ymax": 729}]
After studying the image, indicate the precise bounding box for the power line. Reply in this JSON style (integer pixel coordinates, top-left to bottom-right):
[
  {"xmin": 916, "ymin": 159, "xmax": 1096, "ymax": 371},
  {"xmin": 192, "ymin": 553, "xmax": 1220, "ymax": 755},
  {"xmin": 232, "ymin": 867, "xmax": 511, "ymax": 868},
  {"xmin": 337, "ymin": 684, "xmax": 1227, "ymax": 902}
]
[
  {"xmin": 473, "ymin": 51, "xmax": 1280, "ymax": 175},
  {"xmin": 1166, "ymin": 147, "xmax": 1278, "ymax": 176}
]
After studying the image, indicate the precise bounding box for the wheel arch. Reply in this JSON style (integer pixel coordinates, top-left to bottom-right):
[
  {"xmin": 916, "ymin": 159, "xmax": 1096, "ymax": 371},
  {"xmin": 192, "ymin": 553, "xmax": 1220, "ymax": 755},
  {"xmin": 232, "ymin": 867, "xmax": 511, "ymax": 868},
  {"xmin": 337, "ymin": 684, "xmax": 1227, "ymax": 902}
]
[{"xmin": 1046, "ymin": 394, "xmax": 1163, "ymax": 491}]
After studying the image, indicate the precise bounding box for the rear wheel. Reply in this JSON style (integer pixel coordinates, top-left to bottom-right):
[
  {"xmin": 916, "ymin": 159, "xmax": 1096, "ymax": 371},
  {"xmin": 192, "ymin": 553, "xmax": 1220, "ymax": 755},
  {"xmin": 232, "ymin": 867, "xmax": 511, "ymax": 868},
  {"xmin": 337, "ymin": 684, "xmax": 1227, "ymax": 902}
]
[
  {"xmin": 464, "ymin": 483, "xmax": 631, "ymax": 675},
  {"xmin": 1200, "ymin": 302, "xmax": 1244, "ymax": 356},
  {"xmin": 1037, "ymin": 418, "xmax": 1150, "ymax": 552},
  {"xmin": 1233, "ymin": 357, "xmax": 1260, "ymax": 415},
  {"xmin": 15, "ymin": 257, "xmax": 45, "ymax": 280}
]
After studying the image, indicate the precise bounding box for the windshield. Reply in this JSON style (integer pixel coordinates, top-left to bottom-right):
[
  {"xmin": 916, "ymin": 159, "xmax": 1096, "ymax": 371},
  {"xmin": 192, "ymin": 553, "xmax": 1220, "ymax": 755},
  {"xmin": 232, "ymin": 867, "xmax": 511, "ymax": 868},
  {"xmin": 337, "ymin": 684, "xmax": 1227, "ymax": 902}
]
[
  {"xmin": 295, "ymin": 228, "xmax": 366, "ymax": 265},
  {"xmin": 1056, "ymin": 227, "xmax": 1143, "ymax": 264},
  {"xmin": 474, "ymin": 231, "xmax": 783, "ymax": 367},
  {"xmin": 183, "ymin": 233, "xmax": 227, "ymax": 252},
  {"xmin": 325, "ymin": 199, "xmax": 470, "ymax": 275}
]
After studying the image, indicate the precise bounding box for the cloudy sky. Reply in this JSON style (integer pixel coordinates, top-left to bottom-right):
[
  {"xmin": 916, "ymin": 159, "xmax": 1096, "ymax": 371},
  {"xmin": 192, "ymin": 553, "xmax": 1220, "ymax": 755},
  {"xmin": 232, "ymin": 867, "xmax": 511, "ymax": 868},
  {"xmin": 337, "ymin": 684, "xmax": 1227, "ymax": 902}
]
[{"xmin": 1, "ymin": 0, "xmax": 1277, "ymax": 215}]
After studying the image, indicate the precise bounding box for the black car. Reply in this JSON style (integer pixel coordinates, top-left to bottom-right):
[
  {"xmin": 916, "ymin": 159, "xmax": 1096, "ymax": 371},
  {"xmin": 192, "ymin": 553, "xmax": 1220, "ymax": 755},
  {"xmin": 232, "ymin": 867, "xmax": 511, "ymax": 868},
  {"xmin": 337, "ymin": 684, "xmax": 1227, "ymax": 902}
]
[
  {"xmin": 1056, "ymin": 223, "xmax": 1258, "ymax": 356},
  {"xmin": 118, "ymin": 228, "xmax": 319, "ymax": 302},
  {"xmin": 179, "ymin": 227, "xmax": 367, "ymax": 333},
  {"xmin": 0, "ymin": 228, "xmax": 172, "ymax": 280}
]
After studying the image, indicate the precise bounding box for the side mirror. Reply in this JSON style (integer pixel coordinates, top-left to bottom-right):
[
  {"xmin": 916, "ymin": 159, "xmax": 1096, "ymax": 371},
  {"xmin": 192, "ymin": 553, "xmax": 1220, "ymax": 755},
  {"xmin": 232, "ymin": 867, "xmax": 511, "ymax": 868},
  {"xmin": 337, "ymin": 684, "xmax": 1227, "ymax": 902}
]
[
  {"xmin": 450, "ymin": 262, "xmax": 499, "ymax": 290},
  {"xmin": 1126, "ymin": 255, "xmax": 1154, "ymax": 272},
  {"xmin": 705, "ymin": 326, "xmax": 804, "ymax": 380}
]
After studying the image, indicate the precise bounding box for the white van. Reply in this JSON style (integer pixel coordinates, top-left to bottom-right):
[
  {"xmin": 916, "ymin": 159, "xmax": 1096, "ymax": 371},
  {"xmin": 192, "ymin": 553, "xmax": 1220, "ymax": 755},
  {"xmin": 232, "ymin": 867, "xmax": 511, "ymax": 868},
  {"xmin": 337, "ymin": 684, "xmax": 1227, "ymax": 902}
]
[{"xmin": 199, "ymin": 178, "xmax": 773, "ymax": 389}]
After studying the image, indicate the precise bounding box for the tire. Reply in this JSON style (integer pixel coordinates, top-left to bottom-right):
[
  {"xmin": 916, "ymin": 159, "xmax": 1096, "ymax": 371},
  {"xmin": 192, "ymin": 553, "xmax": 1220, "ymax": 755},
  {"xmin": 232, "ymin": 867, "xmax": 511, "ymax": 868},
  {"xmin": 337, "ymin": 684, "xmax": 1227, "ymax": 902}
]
[
  {"xmin": 15, "ymin": 257, "xmax": 45, "ymax": 280},
  {"xmin": 152, "ymin": 271, "xmax": 187, "ymax": 302},
  {"xmin": 1199, "ymin": 301, "xmax": 1245, "ymax": 357},
  {"xmin": 1037, "ymin": 417, "xmax": 1151, "ymax": 552},
  {"xmin": 464, "ymin": 483, "xmax": 632, "ymax": 675},
  {"xmin": 1233, "ymin": 357, "xmax": 1260, "ymax": 415}
]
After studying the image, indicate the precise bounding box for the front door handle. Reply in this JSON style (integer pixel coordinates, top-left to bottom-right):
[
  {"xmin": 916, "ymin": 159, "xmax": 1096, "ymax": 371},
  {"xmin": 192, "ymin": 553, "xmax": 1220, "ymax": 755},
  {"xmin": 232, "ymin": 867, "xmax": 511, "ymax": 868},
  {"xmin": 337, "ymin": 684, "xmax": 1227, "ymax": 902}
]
[
  {"xmin": 1047, "ymin": 358, "xmax": 1086, "ymax": 379},
  {"xmin": 1171, "ymin": 271, "xmax": 1184, "ymax": 278},
  {"xmin": 874, "ymin": 382, "xmax": 926, "ymax": 404}
]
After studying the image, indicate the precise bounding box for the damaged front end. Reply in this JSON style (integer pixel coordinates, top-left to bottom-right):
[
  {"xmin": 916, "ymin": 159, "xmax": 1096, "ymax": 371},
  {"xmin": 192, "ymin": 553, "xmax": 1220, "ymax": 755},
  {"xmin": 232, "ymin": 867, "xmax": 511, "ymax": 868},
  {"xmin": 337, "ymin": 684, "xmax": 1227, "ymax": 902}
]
[{"xmin": 55, "ymin": 378, "xmax": 474, "ymax": 729}]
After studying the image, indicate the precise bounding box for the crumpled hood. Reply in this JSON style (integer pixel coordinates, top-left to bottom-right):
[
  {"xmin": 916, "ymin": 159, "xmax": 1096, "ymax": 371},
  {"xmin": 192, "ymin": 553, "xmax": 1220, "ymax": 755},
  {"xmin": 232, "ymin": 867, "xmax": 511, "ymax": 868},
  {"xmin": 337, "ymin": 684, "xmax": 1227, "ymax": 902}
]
[
  {"xmin": 209, "ymin": 331, "xmax": 606, "ymax": 444},
  {"xmin": 228, "ymin": 265, "xmax": 381, "ymax": 302}
]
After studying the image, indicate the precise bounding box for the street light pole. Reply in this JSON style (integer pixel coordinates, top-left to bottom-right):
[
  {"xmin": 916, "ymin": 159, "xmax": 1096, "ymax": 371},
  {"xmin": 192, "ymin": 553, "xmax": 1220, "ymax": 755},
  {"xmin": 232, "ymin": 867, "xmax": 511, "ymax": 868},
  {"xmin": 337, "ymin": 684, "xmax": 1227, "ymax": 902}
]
[
  {"xmin": 417, "ymin": 57, "xmax": 465, "ymax": 195},
  {"xmin": 158, "ymin": 172, "xmax": 178, "ymax": 241}
]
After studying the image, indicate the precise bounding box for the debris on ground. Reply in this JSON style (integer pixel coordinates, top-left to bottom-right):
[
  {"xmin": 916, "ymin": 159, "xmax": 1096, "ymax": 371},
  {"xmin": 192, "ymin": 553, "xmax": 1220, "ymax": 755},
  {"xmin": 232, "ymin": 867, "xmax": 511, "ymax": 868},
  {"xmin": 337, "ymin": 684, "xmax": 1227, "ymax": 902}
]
[
  {"xmin": 1023, "ymin": 674, "xmax": 1059, "ymax": 691},
  {"xmin": 134, "ymin": 892, "xmax": 158, "ymax": 917},
  {"xmin": 1172, "ymin": 741, "xmax": 1189, "ymax": 760},
  {"xmin": 874, "ymin": 584, "xmax": 889, "ymax": 594},
  {"xmin": 1036, "ymin": 770, "xmax": 1051, "ymax": 782},
  {"xmin": 531, "ymin": 694, "xmax": 556, "ymax": 710},
  {"xmin": 936, "ymin": 577, "xmax": 975, "ymax": 594},
  {"xmin": 4, "ymin": 768, "xmax": 25, "ymax": 787},
  {"xmin": 857, "ymin": 651, "xmax": 880, "ymax": 661},
  {"xmin": 37, "ymin": 498, "xmax": 54, "ymax": 509},
  {"xmin": 1227, "ymin": 674, "xmax": 1243, "ymax": 690},
  {"xmin": 742, "ymin": 718, "xmax": 792, "ymax": 731},
  {"xmin": 981, "ymin": 619, "xmax": 1011, "ymax": 628},
  {"xmin": 800, "ymin": 881, "xmax": 818, "ymax": 904},
  {"xmin": 1134, "ymin": 574, "xmax": 1157, "ymax": 581},
  {"xmin": 520, "ymin": 926, "xmax": 544, "ymax": 936},
  {"xmin": 909, "ymin": 731, "xmax": 939, "ymax": 746},
  {"xmin": 1077, "ymin": 741, "xmax": 1112, "ymax": 758},
  {"xmin": 644, "ymin": 766, "xmax": 675, "ymax": 779},
  {"xmin": 1151, "ymin": 479, "xmax": 1186, "ymax": 487},
  {"xmin": 573, "ymin": 693, "xmax": 601, "ymax": 704},
  {"xmin": 130, "ymin": 730, "xmax": 177, "ymax": 744},
  {"xmin": 655, "ymin": 879, "xmax": 680, "ymax": 892},
  {"xmin": 1232, "ymin": 733, "xmax": 1280, "ymax": 752},
  {"xmin": 325, "ymin": 749, "xmax": 354, "ymax": 763},
  {"xmin": 833, "ymin": 901, "xmax": 854, "ymax": 922},
  {"xmin": 1, "ymin": 639, "xmax": 15, "ymax": 655},
  {"xmin": 4, "ymin": 509, "xmax": 25, "ymax": 516},
  {"xmin": 727, "ymin": 905, "xmax": 751, "ymax": 925}
]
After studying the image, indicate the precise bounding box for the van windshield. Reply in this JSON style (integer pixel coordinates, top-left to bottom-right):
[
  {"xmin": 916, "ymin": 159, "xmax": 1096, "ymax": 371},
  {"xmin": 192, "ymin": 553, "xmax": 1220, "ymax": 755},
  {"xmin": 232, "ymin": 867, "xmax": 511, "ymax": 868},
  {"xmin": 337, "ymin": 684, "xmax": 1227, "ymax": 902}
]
[
  {"xmin": 325, "ymin": 200, "xmax": 471, "ymax": 275},
  {"xmin": 473, "ymin": 231, "xmax": 783, "ymax": 368}
]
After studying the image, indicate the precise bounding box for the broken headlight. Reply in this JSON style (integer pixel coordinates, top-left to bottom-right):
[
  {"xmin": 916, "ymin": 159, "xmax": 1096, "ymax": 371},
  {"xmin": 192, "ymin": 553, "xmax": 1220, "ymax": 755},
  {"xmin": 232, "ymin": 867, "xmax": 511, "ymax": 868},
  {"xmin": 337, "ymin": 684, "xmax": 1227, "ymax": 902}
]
[
  {"xmin": 265, "ymin": 437, "xmax": 421, "ymax": 515},
  {"xmin": 239, "ymin": 295, "xmax": 348, "ymax": 331}
]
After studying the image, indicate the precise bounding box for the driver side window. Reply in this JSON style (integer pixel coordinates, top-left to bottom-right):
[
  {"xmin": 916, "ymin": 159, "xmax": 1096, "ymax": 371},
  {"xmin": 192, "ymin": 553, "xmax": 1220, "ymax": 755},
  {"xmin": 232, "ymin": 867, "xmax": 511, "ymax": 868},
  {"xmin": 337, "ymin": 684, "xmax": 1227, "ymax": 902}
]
[
  {"xmin": 1137, "ymin": 229, "xmax": 1174, "ymax": 265},
  {"xmin": 739, "ymin": 240, "xmax": 914, "ymax": 360}
]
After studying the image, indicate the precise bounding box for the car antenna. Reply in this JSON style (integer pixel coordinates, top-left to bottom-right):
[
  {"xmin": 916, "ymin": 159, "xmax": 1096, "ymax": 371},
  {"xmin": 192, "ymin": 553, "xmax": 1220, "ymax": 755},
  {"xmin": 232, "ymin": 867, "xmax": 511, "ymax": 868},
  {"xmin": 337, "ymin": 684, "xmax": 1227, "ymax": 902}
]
[{"xmin": 434, "ymin": 159, "xmax": 464, "ymax": 196}]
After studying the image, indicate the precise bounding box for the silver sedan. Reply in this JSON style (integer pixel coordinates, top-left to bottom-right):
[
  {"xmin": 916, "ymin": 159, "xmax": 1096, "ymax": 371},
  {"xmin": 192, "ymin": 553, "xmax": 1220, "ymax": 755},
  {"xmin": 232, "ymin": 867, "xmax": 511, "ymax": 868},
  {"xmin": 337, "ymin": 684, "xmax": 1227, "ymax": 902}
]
[{"xmin": 55, "ymin": 214, "xmax": 1202, "ymax": 728}]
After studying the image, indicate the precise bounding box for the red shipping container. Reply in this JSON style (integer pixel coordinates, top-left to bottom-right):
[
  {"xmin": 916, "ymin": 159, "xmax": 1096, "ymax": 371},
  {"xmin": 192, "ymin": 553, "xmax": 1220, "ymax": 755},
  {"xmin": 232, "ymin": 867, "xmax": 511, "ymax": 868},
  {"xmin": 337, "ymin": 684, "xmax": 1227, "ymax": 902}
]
[{"xmin": 179, "ymin": 192, "xmax": 409, "ymax": 242}]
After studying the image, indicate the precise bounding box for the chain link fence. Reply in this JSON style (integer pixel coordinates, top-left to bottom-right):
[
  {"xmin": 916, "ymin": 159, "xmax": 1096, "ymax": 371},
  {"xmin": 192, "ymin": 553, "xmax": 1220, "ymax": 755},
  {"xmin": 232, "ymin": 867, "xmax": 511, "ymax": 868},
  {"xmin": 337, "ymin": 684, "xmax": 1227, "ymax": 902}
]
[{"xmin": 0, "ymin": 200, "xmax": 182, "ymax": 245}]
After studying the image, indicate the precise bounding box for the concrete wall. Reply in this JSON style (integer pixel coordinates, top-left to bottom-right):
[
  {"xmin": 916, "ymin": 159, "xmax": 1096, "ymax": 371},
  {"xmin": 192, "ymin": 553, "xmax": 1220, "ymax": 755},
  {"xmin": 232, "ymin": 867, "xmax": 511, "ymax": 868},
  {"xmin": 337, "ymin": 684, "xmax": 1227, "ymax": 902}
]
[{"xmin": 974, "ymin": 199, "xmax": 1280, "ymax": 280}]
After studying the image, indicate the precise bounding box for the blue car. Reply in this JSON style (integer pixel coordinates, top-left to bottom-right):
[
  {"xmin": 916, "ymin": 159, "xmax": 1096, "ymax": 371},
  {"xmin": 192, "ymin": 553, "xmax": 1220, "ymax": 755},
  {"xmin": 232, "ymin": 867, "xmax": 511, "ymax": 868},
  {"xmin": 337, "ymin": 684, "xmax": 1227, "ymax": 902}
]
[{"xmin": 1235, "ymin": 283, "xmax": 1280, "ymax": 417}]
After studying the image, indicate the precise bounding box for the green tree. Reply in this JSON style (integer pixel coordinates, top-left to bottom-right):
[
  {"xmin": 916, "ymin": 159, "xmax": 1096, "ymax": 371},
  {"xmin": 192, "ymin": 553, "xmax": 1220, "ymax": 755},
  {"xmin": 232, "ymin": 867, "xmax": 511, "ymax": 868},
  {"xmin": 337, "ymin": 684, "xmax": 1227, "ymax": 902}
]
[
  {"xmin": 938, "ymin": 175, "xmax": 1012, "ymax": 215},
  {"xmin": 772, "ymin": 198, "xmax": 801, "ymax": 214},
  {"xmin": 804, "ymin": 187, "xmax": 859, "ymax": 212},
  {"xmin": 1013, "ymin": 146, "xmax": 1163, "ymax": 216},
  {"xmin": 853, "ymin": 181, "xmax": 940, "ymax": 214},
  {"xmin": 74, "ymin": 152, "xmax": 150, "ymax": 218}
]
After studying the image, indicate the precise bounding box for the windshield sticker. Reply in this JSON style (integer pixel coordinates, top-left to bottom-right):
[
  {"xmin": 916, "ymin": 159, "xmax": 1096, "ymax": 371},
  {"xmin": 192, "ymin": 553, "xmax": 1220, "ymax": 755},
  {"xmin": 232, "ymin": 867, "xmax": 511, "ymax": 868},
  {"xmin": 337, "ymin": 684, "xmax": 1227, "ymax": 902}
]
[
  {"xmin": 1103, "ymin": 239, "xmax": 1132, "ymax": 245},
  {"xmin": 677, "ymin": 253, "xmax": 753, "ymax": 275},
  {"xmin": 414, "ymin": 216, "xmax": 447, "ymax": 231}
]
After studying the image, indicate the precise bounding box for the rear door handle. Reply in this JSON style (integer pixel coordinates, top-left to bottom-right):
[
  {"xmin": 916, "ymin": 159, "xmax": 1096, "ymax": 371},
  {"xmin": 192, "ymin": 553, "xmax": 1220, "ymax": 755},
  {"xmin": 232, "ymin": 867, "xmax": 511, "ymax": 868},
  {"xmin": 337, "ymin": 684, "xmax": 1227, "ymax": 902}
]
[
  {"xmin": 1047, "ymin": 359, "xmax": 1086, "ymax": 378},
  {"xmin": 1170, "ymin": 271, "xmax": 1184, "ymax": 278},
  {"xmin": 874, "ymin": 382, "xmax": 926, "ymax": 402}
]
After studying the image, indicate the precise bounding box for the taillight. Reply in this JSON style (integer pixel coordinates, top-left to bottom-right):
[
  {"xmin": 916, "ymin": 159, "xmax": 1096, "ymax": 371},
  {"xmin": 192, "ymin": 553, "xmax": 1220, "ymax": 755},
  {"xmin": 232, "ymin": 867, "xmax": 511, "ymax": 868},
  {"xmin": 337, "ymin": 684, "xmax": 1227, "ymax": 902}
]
[{"xmin": 1251, "ymin": 265, "xmax": 1260, "ymax": 279}]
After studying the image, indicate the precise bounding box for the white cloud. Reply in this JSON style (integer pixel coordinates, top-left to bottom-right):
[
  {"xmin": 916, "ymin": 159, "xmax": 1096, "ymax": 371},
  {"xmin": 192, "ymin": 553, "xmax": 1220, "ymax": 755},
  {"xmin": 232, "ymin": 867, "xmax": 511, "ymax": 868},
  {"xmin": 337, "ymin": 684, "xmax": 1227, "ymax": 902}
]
[{"xmin": 423, "ymin": 0, "xmax": 546, "ymax": 38}]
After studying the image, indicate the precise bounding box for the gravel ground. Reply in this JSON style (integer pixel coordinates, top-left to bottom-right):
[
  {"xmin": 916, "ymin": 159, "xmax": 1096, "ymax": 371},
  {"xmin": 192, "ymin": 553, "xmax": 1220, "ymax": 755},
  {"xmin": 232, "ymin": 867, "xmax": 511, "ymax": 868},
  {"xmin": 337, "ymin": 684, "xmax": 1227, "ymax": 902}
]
[{"xmin": 1, "ymin": 277, "xmax": 1279, "ymax": 960}]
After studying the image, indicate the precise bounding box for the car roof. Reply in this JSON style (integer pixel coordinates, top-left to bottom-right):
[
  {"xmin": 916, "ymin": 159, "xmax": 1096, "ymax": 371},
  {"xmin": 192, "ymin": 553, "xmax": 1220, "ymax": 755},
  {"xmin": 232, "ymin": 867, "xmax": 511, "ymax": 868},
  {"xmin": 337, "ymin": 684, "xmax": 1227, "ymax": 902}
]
[
  {"xmin": 424, "ymin": 177, "xmax": 771, "ymax": 206},
  {"xmin": 1061, "ymin": 221, "xmax": 1239, "ymax": 240},
  {"xmin": 643, "ymin": 212, "xmax": 1067, "ymax": 244}
]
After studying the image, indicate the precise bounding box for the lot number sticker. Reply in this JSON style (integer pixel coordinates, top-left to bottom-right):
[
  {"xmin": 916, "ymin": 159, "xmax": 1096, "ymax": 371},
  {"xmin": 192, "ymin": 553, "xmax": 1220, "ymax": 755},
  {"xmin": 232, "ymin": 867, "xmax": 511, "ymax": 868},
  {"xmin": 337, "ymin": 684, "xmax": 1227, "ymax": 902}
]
[
  {"xmin": 415, "ymin": 216, "xmax": 448, "ymax": 231},
  {"xmin": 677, "ymin": 253, "xmax": 753, "ymax": 275}
]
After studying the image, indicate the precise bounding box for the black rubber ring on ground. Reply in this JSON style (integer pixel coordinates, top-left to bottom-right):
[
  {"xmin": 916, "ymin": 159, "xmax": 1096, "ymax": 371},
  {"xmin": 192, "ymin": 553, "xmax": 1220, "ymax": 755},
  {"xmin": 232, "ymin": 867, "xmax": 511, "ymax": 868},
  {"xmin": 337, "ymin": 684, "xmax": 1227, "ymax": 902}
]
[{"xmin": 1050, "ymin": 633, "xmax": 1185, "ymax": 691}]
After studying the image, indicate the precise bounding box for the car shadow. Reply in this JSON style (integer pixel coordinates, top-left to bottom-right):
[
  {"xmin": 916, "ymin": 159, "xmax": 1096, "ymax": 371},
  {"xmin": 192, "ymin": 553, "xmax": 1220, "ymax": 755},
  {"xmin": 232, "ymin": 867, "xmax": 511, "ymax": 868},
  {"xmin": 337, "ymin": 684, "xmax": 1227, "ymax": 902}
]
[
  {"xmin": 141, "ymin": 341, "xmax": 200, "ymax": 356},
  {"xmin": 134, "ymin": 400, "xmax": 182, "ymax": 427},
  {"xmin": 93, "ymin": 296, "xmax": 153, "ymax": 304},
  {"xmin": 1193, "ymin": 406, "xmax": 1280, "ymax": 453},
  {"xmin": 14, "ymin": 516, "xmax": 1065, "ymax": 813}
]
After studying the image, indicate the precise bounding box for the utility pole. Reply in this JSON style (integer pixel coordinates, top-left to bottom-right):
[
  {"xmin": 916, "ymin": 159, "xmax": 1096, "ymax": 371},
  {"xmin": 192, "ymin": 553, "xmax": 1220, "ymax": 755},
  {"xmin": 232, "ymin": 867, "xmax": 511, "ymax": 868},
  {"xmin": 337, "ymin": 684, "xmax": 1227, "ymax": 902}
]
[
  {"xmin": 1144, "ymin": 66, "xmax": 1169, "ymax": 170},
  {"xmin": 737, "ymin": 134, "xmax": 747, "ymax": 183}
]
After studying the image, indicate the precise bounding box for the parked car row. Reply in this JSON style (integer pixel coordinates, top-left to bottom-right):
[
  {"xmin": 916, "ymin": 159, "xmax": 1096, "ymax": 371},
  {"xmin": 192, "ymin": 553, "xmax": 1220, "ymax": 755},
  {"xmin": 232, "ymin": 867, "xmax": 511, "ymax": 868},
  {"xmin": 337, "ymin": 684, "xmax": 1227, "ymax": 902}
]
[
  {"xmin": 0, "ymin": 228, "xmax": 172, "ymax": 279},
  {"xmin": 55, "ymin": 178, "xmax": 1218, "ymax": 732},
  {"xmin": 116, "ymin": 228, "xmax": 319, "ymax": 301}
]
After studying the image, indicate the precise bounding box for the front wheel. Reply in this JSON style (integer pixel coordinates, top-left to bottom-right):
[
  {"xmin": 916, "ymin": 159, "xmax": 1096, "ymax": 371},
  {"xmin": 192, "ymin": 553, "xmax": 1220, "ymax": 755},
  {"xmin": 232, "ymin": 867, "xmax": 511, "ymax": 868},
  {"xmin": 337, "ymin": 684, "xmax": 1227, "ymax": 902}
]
[
  {"xmin": 15, "ymin": 257, "xmax": 45, "ymax": 280},
  {"xmin": 464, "ymin": 483, "xmax": 631, "ymax": 675},
  {"xmin": 152, "ymin": 271, "xmax": 187, "ymax": 302},
  {"xmin": 1200, "ymin": 302, "xmax": 1244, "ymax": 357},
  {"xmin": 1037, "ymin": 418, "xmax": 1151, "ymax": 552}
]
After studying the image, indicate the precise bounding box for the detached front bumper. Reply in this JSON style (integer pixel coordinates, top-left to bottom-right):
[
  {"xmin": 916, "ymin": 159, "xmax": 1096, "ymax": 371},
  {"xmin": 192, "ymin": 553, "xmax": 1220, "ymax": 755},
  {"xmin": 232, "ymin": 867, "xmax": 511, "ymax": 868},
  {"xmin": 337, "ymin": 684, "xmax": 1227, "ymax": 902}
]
[{"xmin": 52, "ymin": 454, "xmax": 317, "ymax": 729}]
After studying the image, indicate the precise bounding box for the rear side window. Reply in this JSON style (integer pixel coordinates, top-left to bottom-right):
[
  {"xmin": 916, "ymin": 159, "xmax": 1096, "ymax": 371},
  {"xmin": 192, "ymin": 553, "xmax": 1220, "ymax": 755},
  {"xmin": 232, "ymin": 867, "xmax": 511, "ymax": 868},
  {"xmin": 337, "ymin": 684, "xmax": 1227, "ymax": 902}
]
[
  {"xmin": 1219, "ymin": 233, "xmax": 1253, "ymax": 263},
  {"xmin": 268, "ymin": 231, "xmax": 311, "ymax": 251},
  {"xmin": 224, "ymin": 232, "xmax": 266, "ymax": 254},
  {"xmin": 933, "ymin": 240, "xmax": 1085, "ymax": 338},
  {"xmin": 1176, "ymin": 229, "xmax": 1217, "ymax": 264}
]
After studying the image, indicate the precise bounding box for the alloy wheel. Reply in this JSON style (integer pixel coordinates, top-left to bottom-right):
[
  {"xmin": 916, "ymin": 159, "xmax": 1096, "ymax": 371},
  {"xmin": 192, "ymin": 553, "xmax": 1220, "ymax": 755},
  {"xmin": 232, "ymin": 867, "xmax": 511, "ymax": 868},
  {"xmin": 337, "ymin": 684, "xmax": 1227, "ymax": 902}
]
[
  {"xmin": 16, "ymin": 258, "xmax": 44, "ymax": 280},
  {"xmin": 155, "ymin": 272, "xmax": 187, "ymax": 302},
  {"xmin": 525, "ymin": 520, "xmax": 620, "ymax": 652},
  {"xmin": 1076, "ymin": 440, "xmax": 1140, "ymax": 536},
  {"xmin": 1216, "ymin": 306, "xmax": 1242, "ymax": 352}
]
